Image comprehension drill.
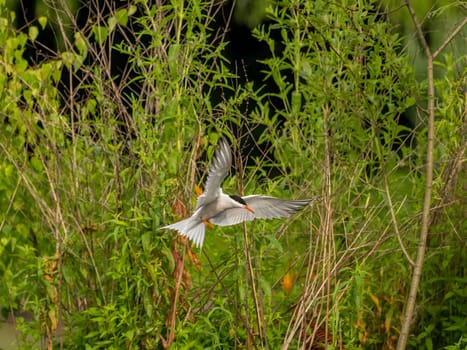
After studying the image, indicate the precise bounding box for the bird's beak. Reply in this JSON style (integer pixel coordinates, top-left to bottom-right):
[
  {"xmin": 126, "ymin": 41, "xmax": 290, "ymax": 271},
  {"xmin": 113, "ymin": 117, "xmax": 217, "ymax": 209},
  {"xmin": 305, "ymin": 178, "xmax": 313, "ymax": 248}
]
[{"xmin": 244, "ymin": 205, "xmax": 254, "ymax": 213}]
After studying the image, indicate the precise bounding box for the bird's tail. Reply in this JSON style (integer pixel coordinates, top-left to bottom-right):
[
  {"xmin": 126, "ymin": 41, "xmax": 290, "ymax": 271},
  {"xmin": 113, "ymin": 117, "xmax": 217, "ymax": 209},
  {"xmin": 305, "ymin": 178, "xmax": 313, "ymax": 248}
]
[{"xmin": 162, "ymin": 218, "xmax": 206, "ymax": 249}]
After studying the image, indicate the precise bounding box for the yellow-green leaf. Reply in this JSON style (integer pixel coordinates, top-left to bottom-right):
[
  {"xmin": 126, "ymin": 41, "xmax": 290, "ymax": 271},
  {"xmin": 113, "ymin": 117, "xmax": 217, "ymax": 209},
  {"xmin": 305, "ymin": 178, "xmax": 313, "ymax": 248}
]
[
  {"xmin": 92, "ymin": 25, "xmax": 108, "ymax": 45},
  {"xmin": 128, "ymin": 5, "xmax": 137, "ymax": 16},
  {"xmin": 38, "ymin": 16, "xmax": 47, "ymax": 29},
  {"xmin": 28, "ymin": 26, "xmax": 39, "ymax": 42},
  {"xmin": 115, "ymin": 8, "xmax": 129, "ymax": 26},
  {"xmin": 108, "ymin": 16, "xmax": 117, "ymax": 33},
  {"xmin": 74, "ymin": 32, "xmax": 87, "ymax": 57}
]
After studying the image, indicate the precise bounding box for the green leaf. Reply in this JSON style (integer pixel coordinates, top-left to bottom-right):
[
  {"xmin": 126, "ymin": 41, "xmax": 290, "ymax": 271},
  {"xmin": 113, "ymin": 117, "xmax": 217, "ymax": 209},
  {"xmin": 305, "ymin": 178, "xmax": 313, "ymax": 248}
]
[
  {"xmin": 141, "ymin": 232, "xmax": 151, "ymax": 253},
  {"xmin": 108, "ymin": 16, "xmax": 117, "ymax": 33},
  {"xmin": 291, "ymin": 91, "xmax": 301, "ymax": 114},
  {"xmin": 61, "ymin": 51, "xmax": 74, "ymax": 68},
  {"xmin": 61, "ymin": 51, "xmax": 84, "ymax": 71},
  {"xmin": 115, "ymin": 8, "xmax": 129, "ymax": 26},
  {"xmin": 74, "ymin": 32, "xmax": 87, "ymax": 57},
  {"xmin": 0, "ymin": 16, "xmax": 8, "ymax": 29},
  {"xmin": 128, "ymin": 5, "xmax": 137, "ymax": 16},
  {"xmin": 92, "ymin": 25, "xmax": 108, "ymax": 45},
  {"xmin": 299, "ymin": 60, "xmax": 312, "ymax": 80},
  {"xmin": 30, "ymin": 156, "xmax": 43, "ymax": 173},
  {"xmin": 28, "ymin": 26, "xmax": 39, "ymax": 42},
  {"xmin": 38, "ymin": 16, "xmax": 47, "ymax": 29},
  {"xmin": 168, "ymin": 43, "xmax": 181, "ymax": 75}
]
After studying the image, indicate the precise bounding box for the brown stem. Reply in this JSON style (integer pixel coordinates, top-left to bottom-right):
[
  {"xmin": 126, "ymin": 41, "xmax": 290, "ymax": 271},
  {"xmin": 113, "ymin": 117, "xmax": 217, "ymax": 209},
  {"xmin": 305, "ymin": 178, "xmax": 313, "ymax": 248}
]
[
  {"xmin": 164, "ymin": 242, "xmax": 186, "ymax": 349},
  {"xmin": 384, "ymin": 179, "xmax": 414, "ymax": 266},
  {"xmin": 397, "ymin": 1, "xmax": 434, "ymax": 348},
  {"xmin": 237, "ymin": 137, "xmax": 268, "ymax": 349},
  {"xmin": 398, "ymin": 1, "xmax": 464, "ymax": 347}
]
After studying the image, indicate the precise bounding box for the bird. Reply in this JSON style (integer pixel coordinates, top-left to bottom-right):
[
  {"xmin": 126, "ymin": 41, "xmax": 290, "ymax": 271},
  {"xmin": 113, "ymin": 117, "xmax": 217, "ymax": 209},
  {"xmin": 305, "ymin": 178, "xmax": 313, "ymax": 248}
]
[{"xmin": 162, "ymin": 137, "xmax": 311, "ymax": 248}]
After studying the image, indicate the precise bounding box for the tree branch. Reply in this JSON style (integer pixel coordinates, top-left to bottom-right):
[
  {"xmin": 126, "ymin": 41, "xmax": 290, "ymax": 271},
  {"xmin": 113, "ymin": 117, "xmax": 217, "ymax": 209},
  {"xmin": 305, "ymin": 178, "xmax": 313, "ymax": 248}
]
[
  {"xmin": 397, "ymin": 0, "xmax": 435, "ymax": 348},
  {"xmin": 433, "ymin": 16, "xmax": 467, "ymax": 60}
]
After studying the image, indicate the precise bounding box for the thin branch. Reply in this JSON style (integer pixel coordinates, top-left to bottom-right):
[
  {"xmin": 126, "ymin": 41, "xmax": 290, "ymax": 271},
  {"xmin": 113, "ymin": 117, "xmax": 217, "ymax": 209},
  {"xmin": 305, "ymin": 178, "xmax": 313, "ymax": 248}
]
[
  {"xmin": 405, "ymin": 0, "xmax": 432, "ymax": 59},
  {"xmin": 0, "ymin": 144, "xmax": 54, "ymax": 223},
  {"xmin": 397, "ymin": 0, "xmax": 436, "ymax": 348},
  {"xmin": 384, "ymin": 179, "xmax": 414, "ymax": 266},
  {"xmin": 242, "ymin": 222, "xmax": 266, "ymax": 347},
  {"xmin": 237, "ymin": 136, "xmax": 268, "ymax": 349},
  {"xmin": 0, "ymin": 176, "xmax": 21, "ymax": 233},
  {"xmin": 163, "ymin": 242, "xmax": 187, "ymax": 349},
  {"xmin": 164, "ymin": 132, "xmax": 204, "ymax": 348},
  {"xmin": 433, "ymin": 16, "xmax": 467, "ymax": 60},
  {"xmin": 321, "ymin": 103, "xmax": 335, "ymax": 349}
]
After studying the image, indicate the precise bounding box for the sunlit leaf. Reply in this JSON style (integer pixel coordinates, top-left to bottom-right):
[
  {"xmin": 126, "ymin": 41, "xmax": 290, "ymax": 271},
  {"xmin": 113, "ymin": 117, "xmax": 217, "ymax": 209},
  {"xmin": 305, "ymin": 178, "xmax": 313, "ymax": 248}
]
[{"xmin": 28, "ymin": 25, "xmax": 38, "ymax": 42}]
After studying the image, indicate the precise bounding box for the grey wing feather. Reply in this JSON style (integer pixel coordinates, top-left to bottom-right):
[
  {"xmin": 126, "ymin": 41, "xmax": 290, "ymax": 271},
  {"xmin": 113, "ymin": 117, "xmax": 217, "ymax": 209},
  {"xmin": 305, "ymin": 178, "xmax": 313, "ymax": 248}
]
[
  {"xmin": 243, "ymin": 195, "xmax": 311, "ymax": 219},
  {"xmin": 209, "ymin": 195, "xmax": 311, "ymax": 226},
  {"xmin": 209, "ymin": 208, "xmax": 255, "ymax": 226},
  {"xmin": 244, "ymin": 195, "xmax": 311, "ymax": 219},
  {"xmin": 195, "ymin": 138, "xmax": 232, "ymax": 210}
]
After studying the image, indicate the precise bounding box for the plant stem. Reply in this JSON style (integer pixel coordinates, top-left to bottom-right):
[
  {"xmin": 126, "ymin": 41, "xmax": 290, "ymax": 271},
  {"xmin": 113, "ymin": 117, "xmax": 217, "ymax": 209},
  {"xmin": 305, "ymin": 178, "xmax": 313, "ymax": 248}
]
[{"xmin": 397, "ymin": 1, "xmax": 434, "ymax": 348}]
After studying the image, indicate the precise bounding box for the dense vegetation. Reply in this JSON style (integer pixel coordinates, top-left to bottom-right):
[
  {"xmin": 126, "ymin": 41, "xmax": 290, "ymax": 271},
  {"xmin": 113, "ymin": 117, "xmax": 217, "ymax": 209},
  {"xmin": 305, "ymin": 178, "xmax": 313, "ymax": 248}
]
[{"xmin": 0, "ymin": 0, "xmax": 465, "ymax": 349}]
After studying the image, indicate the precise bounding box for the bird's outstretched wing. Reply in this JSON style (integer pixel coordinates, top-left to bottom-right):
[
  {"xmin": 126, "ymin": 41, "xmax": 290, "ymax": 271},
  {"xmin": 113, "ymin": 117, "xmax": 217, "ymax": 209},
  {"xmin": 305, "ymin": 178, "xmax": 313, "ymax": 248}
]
[
  {"xmin": 195, "ymin": 138, "xmax": 232, "ymax": 210},
  {"xmin": 210, "ymin": 195, "xmax": 311, "ymax": 226}
]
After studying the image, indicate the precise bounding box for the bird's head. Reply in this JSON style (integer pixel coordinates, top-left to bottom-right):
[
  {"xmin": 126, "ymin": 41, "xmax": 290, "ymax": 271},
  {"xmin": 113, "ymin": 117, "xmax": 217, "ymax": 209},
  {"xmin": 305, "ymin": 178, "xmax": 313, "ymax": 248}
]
[{"xmin": 229, "ymin": 195, "xmax": 254, "ymax": 213}]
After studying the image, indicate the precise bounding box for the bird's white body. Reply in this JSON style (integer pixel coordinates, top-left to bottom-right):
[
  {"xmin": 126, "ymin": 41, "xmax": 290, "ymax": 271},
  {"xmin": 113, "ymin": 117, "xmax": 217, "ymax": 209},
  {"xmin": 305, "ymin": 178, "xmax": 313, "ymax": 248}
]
[{"xmin": 162, "ymin": 138, "xmax": 311, "ymax": 248}]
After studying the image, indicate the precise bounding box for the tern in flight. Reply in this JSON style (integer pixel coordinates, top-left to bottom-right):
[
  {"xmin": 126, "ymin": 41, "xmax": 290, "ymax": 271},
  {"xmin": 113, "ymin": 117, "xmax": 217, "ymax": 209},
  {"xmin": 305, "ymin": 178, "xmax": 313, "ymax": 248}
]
[{"xmin": 162, "ymin": 138, "xmax": 311, "ymax": 248}]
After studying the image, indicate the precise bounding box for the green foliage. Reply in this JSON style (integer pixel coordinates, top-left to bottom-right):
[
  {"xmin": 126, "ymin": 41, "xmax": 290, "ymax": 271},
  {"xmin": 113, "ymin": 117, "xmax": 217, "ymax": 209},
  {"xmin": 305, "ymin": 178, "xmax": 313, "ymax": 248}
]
[{"xmin": 0, "ymin": 0, "xmax": 465, "ymax": 349}]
